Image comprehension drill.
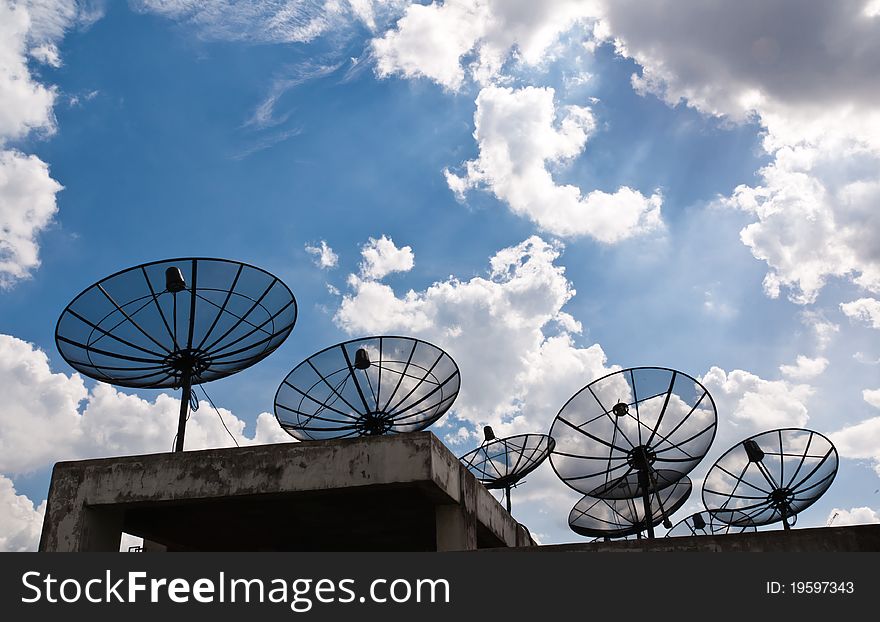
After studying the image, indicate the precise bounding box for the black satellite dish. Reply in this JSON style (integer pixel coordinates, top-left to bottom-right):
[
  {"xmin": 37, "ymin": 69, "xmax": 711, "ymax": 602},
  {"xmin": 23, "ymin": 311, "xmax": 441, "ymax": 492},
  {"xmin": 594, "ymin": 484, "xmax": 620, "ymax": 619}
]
[
  {"xmin": 549, "ymin": 367, "xmax": 716, "ymax": 537},
  {"xmin": 703, "ymin": 428, "xmax": 838, "ymax": 531},
  {"xmin": 458, "ymin": 426, "xmax": 555, "ymax": 512},
  {"xmin": 569, "ymin": 477, "xmax": 692, "ymax": 539},
  {"xmin": 55, "ymin": 258, "xmax": 297, "ymax": 451},
  {"xmin": 274, "ymin": 336, "xmax": 461, "ymax": 440},
  {"xmin": 665, "ymin": 510, "xmax": 757, "ymax": 537}
]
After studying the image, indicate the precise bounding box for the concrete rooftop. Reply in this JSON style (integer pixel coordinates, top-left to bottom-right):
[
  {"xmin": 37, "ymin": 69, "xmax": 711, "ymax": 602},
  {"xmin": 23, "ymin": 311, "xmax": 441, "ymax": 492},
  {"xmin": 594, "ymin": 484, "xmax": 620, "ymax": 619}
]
[{"xmin": 39, "ymin": 432, "xmax": 535, "ymax": 552}]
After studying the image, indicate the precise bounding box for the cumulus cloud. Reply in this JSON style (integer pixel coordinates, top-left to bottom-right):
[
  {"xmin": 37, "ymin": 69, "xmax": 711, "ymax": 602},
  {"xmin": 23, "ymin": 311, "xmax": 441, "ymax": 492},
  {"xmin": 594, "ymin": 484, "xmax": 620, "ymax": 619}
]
[
  {"xmin": 682, "ymin": 365, "xmax": 819, "ymax": 522},
  {"xmin": 699, "ymin": 367, "xmax": 812, "ymax": 433},
  {"xmin": 0, "ymin": 2, "xmax": 57, "ymax": 140},
  {"xmin": 727, "ymin": 146, "xmax": 880, "ymax": 303},
  {"xmin": 0, "ymin": 332, "xmax": 293, "ymax": 550},
  {"xmin": 0, "ymin": 334, "xmax": 291, "ymax": 474},
  {"xmin": 372, "ymin": 0, "xmax": 488, "ymax": 90},
  {"xmin": 305, "ymin": 239, "xmax": 339, "ymax": 269},
  {"xmin": 372, "ymin": 0, "xmax": 593, "ymax": 90},
  {"xmin": 0, "ymin": 150, "xmax": 63, "ymax": 288},
  {"xmin": 446, "ymin": 85, "xmax": 662, "ymax": 242},
  {"xmin": 779, "ymin": 355, "xmax": 828, "ymax": 381},
  {"xmin": 831, "ymin": 415, "xmax": 880, "ymax": 477},
  {"xmin": 0, "ymin": 333, "xmax": 87, "ymax": 473},
  {"xmin": 841, "ymin": 298, "xmax": 880, "ymax": 329},
  {"xmin": 336, "ymin": 235, "xmax": 613, "ymax": 437},
  {"xmin": 0, "ymin": 474, "xmax": 45, "ymax": 552},
  {"xmin": 827, "ymin": 507, "xmax": 880, "ymax": 527},
  {"xmin": 597, "ymin": 0, "xmax": 880, "ymax": 122},
  {"xmin": 864, "ymin": 389, "xmax": 880, "ymax": 410},
  {"xmin": 592, "ymin": 0, "xmax": 880, "ymax": 303},
  {"xmin": 358, "ymin": 234, "xmax": 414, "ymax": 279},
  {"xmin": 0, "ymin": 0, "xmax": 98, "ymax": 134},
  {"xmin": 0, "ymin": 0, "xmax": 92, "ymax": 287},
  {"xmin": 335, "ymin": 234, "xmax": 819, "ymax": 450}
]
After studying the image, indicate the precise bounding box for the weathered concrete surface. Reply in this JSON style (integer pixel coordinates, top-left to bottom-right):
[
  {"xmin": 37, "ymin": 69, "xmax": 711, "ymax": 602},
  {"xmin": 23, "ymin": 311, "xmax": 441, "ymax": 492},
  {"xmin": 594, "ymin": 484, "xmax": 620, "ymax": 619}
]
[
  {"xmin": 39, "ymin": 432, "xmax": 535, "ymax": 552},
  {"xmin": 485, "ymin": 524, "xmax": 880, "ymax": 552}
]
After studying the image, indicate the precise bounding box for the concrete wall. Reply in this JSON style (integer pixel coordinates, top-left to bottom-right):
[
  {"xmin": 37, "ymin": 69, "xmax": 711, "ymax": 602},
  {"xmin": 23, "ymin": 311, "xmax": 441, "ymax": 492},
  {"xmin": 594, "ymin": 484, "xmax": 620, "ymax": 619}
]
[{"xmin": 489, "ymin": 524, "xmax": 880, "ymax": 552}]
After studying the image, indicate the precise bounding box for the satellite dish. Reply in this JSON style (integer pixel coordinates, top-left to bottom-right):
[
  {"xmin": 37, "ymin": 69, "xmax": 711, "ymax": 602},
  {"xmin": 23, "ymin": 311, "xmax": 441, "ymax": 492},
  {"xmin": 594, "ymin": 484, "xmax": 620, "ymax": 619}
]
[
  {"xmin": 458, "ymin": 426, "xmax": 555, "ymax": 512},
  {"xmin": 665, "ymin": 510, "xmax": 757, "ymax": 537},
  {"xmin": 56, "ymin": 258, "xmax": 297, "ymax": 451},
  {"xmin": 569, "ymin": 477, "xmax": 692, "ymax": 539},
  {"xmin": 275, "ymin": 336, "xmax": 460, "ymax": 440},
  {"xmin": 703, "ymin": 428, "xmax": 838, "ymax": 531},
  {"xmin": 549, "ymin": 367, "xmax": 716, "ymax": 537}
]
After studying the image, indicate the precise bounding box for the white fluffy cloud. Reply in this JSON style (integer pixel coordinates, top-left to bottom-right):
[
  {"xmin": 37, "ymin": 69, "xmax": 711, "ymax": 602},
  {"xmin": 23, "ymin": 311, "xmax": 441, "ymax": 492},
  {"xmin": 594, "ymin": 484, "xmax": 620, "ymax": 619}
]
[
  {"xmin": 831, "ymin": 415, "xmax": 880, "ymax": 477},
  {"xmin": 0, "ymin": 474, "xmax": 46, "ymax": 552},
  {"xmin": 0, "ymin": 1, "xmax": 57, "ymax": 140},
  {"xmin": 829, "ymin": 381, "xmax": 880, "ymax": 477},
  {"xmin": 684, "ymin": 365, "xmax": 818, "ymax": 521},
  {"xmin": 727, "ymin": 145, "xmax": 880, "ymax": 304},
  {"xmin": 0, "ymin": 333, "xmax": 87, "ymax": 473},
  {"xmin": 373, "ymin": 0, "xmax": 488, "ymax": 90},
  {"xmin": 0, "ymin": 332, "xmax": 294, "ymax": 550},
  {"xmin": 305, "ymin": 239, "xmax": 339, "ymax": 269},
  {"xmin": 827, "ymin": 507, "xmax": 880, "ymax": 527},
  {"xmin": 699, "ymin": 367, "xmax": 812, "ymax": 433},
  {"xmin": 0, "ymin": 0, "xmax": 91, "ymax": 287},
  {"xmin": 372, "ymin": 0, "xmax": 594, "ymax": 90},
  {"xmin": 779, "ymin": 355, "xmax": 828, "ymax": 381},
  {"xmin": 335, "ymin": 233, "xmax": 820, "ymax": 446},
  {"xmin": 335, "ymin": 235, "xmax": 612, "ymax": 437},
  {"xmin": 446, "ymin": 85, "xmax": 662, "ymax": 242},
  {"xmin": 0, "ymin": 150, "xmax": 63, "ymax": 287},
  {"xmin": 841, "ymin": 298, "xmax": 880, "ymax": 329},
  {"xmin": 593, "ymin": 0, "xmax": 880, "ymax": 303},
  {"xmin": 597, "ymin": 0, "xmax": 880, "ymax": 122},
  {"xmin": 0, "ymin": 334, "xmax": 291, "ymax": 474},
  {"xmin": 358, "ymin": 234, "xmax": 414, "ymax": 279}
]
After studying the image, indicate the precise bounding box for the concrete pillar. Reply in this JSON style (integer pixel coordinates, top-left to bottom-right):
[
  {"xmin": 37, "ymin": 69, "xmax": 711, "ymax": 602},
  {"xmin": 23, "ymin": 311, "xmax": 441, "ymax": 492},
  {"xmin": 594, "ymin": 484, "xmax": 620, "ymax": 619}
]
[
  {"xmin": 435, "ymin": 467, "xmax": 478, "ymax": 551},
  {"xmin": 79, "ymin": 506, "xmax": 125, "ymax": 552},
  {"xmin": 515, "ymin": 523, "xmax": 533, "ymax": 547}
]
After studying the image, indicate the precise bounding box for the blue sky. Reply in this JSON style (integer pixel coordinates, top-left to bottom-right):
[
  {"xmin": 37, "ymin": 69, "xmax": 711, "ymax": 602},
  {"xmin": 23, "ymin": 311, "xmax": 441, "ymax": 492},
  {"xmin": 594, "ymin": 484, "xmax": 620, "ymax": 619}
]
[{"xmin": 2, "ymin": 1, "xmax": 880, "ymax": 549}]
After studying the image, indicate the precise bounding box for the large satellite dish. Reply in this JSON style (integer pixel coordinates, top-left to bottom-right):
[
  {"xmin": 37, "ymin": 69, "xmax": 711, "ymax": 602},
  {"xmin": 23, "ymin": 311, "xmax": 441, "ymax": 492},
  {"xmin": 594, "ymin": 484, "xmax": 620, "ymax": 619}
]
[
  {"xmin": 458, "ymin": 426, "xmax": 555, "ymax": 512},
  {"xmin": 665, "ymin": 510, "xmax": 757, "ymax": 538},
  {"xmin": 56, "ymin": 258, "xmax": 297, "ymax": 451},
  {"xmin": 569, "ymin": 477, "xmax": 692, "ymax": 539},
  {"xmin": 703, "ymin": 428, "xmax": 838, "ymax": 531},
  {"xmin": 549, "ymin": 367, "xmax": 716, "ymax": 537},
  {"xmin": 275, "ymin": 336, "xmax": 460, "ymax": 440}
]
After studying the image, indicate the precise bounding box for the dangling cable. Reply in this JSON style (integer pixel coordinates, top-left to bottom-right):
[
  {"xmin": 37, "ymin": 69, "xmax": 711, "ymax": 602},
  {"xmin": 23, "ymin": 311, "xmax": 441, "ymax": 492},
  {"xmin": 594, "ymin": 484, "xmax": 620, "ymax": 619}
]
[
  {"xmin": 647, "ymin": 469, "xmax": 673, "ymax": 529},
  {"xmin": 199, "ymin": 384, "xmax": 240, "ymax": 448}
]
